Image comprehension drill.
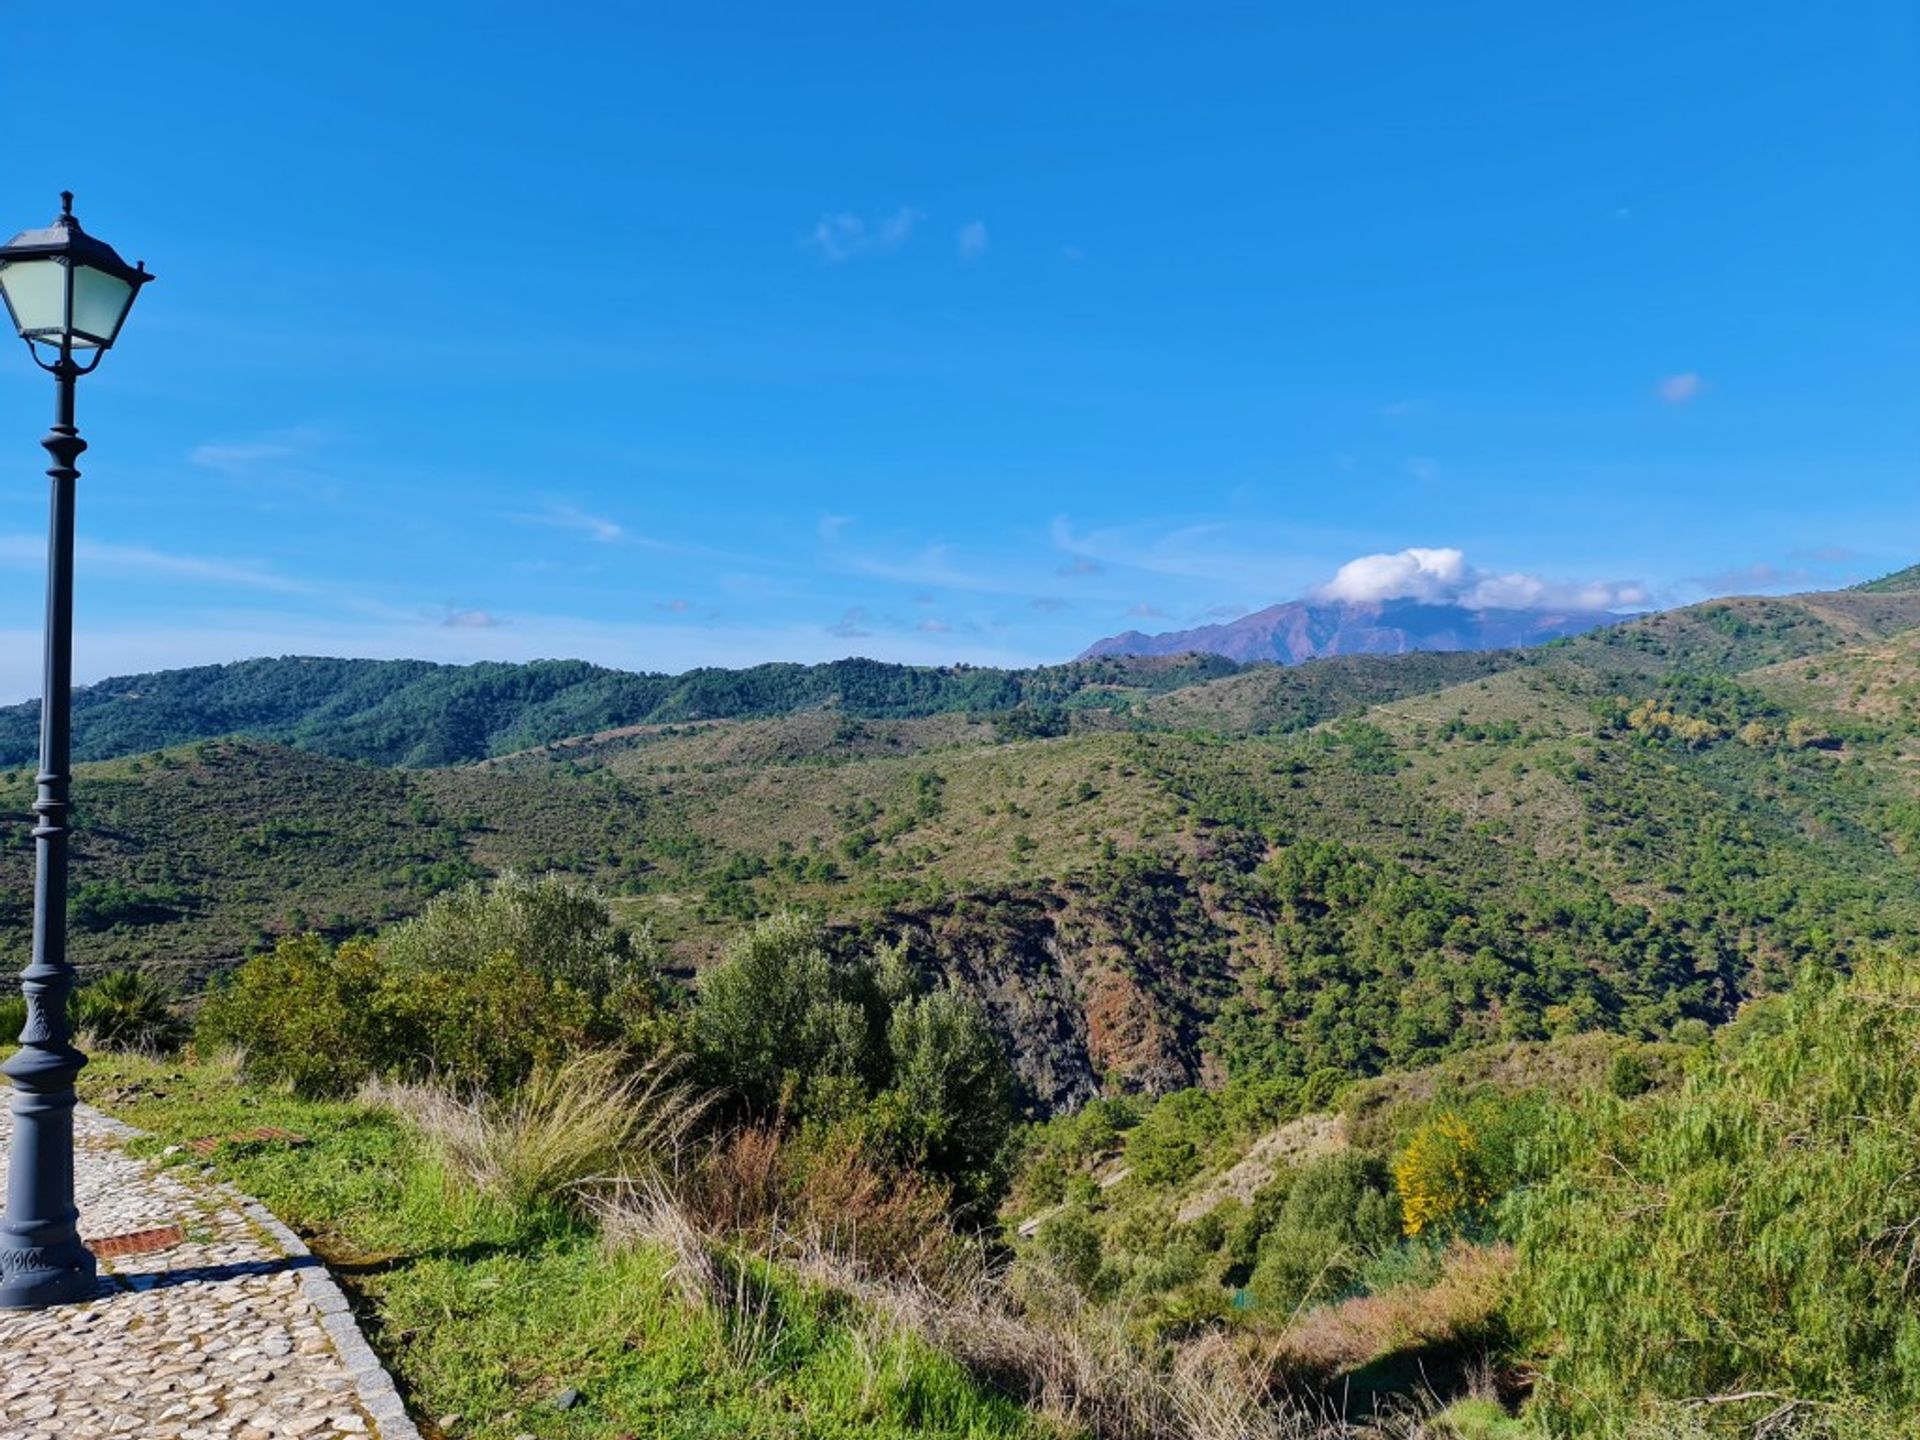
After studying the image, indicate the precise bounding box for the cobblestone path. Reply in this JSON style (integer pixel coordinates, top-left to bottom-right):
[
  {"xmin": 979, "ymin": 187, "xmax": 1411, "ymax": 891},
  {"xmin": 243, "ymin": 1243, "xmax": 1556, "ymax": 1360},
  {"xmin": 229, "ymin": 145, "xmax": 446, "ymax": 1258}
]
[{"xmin": 0, "ymin": 1106, "xmax": 420, "ymax": 1440}]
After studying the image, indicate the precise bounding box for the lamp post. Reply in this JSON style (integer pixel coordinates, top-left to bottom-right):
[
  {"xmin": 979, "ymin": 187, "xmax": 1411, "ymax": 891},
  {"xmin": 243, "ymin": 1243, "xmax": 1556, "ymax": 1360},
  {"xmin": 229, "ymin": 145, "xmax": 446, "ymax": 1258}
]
[{"xmin": 0, "ymin": 192, "xmax": 150, "ymax": 1310}]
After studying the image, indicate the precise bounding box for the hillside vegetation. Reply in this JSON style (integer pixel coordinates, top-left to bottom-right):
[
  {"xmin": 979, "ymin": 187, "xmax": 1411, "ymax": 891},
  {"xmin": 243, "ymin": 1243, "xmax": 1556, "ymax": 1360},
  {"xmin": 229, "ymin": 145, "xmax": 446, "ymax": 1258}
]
[
  {"xmin": 0, "ymin": 653, "xmax": 1243, "ymax": 768},
  {"xmin": 58, "ymin": 873, "xmax": 1920, "ymax": 1437},
  {"xmin": 12, "ymin": 585, "xmax": 1920, "ymax": 1116},
  {"xmin": 19, "ymin": 575, "xmax": 1920, "ymax": 1434}
]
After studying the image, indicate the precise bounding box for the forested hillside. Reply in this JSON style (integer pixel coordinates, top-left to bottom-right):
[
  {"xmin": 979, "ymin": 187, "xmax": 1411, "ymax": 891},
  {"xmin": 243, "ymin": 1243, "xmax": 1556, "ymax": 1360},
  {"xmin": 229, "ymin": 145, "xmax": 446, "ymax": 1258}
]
[{"xmin": 0, "ymin": 653, "xmax": 1244, "ymax": 768}]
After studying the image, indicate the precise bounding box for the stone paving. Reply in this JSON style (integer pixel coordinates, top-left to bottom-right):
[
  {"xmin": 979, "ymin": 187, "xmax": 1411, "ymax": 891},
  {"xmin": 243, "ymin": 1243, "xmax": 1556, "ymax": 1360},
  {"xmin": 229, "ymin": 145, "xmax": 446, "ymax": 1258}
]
[{"xmin": 0, "ymin": 1105, "xmax": 420, "ymax": 1440}]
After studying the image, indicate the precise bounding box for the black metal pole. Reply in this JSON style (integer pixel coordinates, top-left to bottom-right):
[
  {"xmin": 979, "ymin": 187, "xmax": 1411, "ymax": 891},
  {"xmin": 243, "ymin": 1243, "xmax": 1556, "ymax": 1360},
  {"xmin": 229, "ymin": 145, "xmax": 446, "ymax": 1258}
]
[{"xmin": 0, "ymin": 357, "xmax": 96, "ymax": 1309}]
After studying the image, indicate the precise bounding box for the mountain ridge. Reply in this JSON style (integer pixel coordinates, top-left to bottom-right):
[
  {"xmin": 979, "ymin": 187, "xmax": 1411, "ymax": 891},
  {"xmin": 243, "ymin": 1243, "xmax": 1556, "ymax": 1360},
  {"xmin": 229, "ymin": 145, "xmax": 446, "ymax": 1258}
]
[
  {"xmin": 0, "ymin": 652, "xmax": 1243, "ymax": 770},
  {"xmin": 1079, "ymin": 596, "xmax": 1625, "ymax": 664}
]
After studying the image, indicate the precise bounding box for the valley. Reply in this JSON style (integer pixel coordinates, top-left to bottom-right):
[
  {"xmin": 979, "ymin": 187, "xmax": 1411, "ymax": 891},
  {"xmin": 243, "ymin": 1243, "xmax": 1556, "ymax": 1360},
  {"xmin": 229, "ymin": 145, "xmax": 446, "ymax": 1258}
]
[{"xmin": 11, "ymin": 579, "xmax": 1920, "ymax": 1118}]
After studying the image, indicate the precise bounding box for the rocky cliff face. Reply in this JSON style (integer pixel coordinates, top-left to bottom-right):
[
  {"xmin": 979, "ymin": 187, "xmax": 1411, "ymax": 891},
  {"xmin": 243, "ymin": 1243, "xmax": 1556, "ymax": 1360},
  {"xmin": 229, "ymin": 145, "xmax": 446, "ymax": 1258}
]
[{"xmin": 872, "ymin": 843, "xmax": 1273, "ymax": 1116}]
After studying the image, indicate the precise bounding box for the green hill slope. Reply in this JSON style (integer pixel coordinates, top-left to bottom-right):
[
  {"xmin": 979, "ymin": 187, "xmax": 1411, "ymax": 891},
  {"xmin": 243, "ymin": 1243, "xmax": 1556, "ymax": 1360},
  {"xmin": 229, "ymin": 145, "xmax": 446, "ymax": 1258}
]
[{"xmin": 1851, "ymin": 561, "xmax": 1920, "ymax": 593}]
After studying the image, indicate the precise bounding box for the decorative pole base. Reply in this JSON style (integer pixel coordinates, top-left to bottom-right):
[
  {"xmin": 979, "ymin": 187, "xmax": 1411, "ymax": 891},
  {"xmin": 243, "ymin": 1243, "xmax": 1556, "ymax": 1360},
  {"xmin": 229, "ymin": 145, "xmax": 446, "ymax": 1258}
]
[{"xmin": 0, "ymin": 1240, "xmax": 97, "ymax": 1309}]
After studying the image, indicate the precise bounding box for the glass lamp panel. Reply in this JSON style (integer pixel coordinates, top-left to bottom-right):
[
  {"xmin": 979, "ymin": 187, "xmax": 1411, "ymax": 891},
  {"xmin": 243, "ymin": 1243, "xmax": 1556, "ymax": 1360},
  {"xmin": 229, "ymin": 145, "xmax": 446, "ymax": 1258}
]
[
  {"xmin": 69, "ymin": 265, "xmax": 135, "ymax": 348},
  {"xmin": 0, "ymin": 258, "xmax": 68, "ymax": 339}
]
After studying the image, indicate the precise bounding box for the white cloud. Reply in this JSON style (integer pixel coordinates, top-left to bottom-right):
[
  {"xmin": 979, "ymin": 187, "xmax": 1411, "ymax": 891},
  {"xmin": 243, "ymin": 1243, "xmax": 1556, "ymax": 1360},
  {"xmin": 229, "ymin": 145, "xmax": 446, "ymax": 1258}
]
[
  {"xmin": 846, "ymin": 544, "xmax": 1026, "ymax": 596},
  {"xmin": 511, "ymin": 504, "xmax": 625, "ymax": 543},
  {"xmin": 1657, "ymin": 372, "xmax": 1703, "ymax": 405},
  {"xmin": 1318, "ymin": 546, "xmax": 1649, "ymax": 612},
  {"xmin": 828, "ymin": 606, "xmax": 872, "ymax": 638},
  {"xmin": 805, "ymin": 207, "xmax": 924, "ymax": 262},
  {"xmin": 956, "ymin": 221, "xmax": 989, "ymax": 261},
  {"xmin": 1690, "ymin": 562, "xmax": 1816, "ymax": 594},
  {"xmin": 442, "ymin": 608, "xmax": 502, "ymax": 629},
  {"xmin": 188, "ymin": 425, "xmax": 332, "ymax": 477},
  {"xmin": 190, "ymin": 440, "xmax": 299, "ymax": 472},
  {"xmin": 917, "ymin": 618, "xmax": 952, "ymax": 633},
  {"xmin": 818, "ymin": 514, "xmax": 853, "ymax": 541},
  {"xmin": 0, "ymin": 534, "xmax": 310, "ymax": 594}
]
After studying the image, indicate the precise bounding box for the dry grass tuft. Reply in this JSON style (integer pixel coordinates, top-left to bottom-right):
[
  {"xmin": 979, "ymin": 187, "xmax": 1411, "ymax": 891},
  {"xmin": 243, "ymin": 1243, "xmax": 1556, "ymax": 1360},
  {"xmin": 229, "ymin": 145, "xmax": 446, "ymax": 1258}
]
[
  {"xmin": 789, "ymin": 1242, "xmax": 1371, "ymax": 1440},
  {"xmin": 364, "ymin": 1049, "xmax": 707, "ymax": 1213},
  {"xmin": 596, "ymin": 1162, "xmax": 1442, "ymax": 1439},
  {"xmin": 1259, "ymin": 1243, "xmax": 1514, "ymax": 1381},
  {"xmin": 671, "ymin": 1122, "xmax": 963, "ymax": 1286},
  {"xmin": 594, "ymin": 1173, "xmax": 790, "ymax": 1369}
]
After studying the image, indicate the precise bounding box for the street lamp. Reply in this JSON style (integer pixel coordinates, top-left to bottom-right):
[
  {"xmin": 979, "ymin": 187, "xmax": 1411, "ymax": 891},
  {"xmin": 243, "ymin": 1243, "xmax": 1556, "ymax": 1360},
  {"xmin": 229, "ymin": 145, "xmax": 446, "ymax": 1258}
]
[{"xmin": 0, "ymin": 192, "xmax": 150, "ymax": 1310}]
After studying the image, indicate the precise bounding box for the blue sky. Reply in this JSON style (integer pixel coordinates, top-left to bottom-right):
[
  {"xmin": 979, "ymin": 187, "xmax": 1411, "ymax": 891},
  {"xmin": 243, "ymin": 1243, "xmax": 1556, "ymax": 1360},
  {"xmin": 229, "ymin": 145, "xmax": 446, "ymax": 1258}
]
[{"xmin": 0, "ymin": 3, "xmax": 1914, "ymax": 700}]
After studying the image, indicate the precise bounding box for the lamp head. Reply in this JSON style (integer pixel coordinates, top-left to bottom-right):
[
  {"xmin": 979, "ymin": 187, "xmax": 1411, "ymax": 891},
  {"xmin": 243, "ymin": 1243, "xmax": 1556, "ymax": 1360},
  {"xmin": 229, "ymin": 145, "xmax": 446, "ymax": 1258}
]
[{"xmin": 0, "ymin": 192, "xmax": 152, "ymax": 356}]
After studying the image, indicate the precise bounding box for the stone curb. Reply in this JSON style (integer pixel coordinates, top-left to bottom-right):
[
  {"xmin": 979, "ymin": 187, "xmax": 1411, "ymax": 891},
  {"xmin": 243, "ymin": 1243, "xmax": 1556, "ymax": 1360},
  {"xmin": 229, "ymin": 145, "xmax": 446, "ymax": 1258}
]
[{"xmin": 83, "ymin": 1105, "xmax": 425, "ymax": 1440}]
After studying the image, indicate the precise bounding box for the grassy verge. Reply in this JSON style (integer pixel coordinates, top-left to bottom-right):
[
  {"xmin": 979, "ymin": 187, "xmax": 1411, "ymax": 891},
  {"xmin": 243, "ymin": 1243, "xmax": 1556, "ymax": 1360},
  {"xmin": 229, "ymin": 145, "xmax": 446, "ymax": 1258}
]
[{"xmin": 76, "ymin": 1051, "xmax": 1048, "ymax": 1440}]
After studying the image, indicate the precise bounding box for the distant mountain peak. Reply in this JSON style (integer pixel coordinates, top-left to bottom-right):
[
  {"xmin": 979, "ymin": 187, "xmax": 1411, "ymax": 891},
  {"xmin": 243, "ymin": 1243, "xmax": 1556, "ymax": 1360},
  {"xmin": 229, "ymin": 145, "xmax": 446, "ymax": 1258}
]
[{"xmin": 1078, "ymin": 597, "xmax": 1623, "ymax": 664}]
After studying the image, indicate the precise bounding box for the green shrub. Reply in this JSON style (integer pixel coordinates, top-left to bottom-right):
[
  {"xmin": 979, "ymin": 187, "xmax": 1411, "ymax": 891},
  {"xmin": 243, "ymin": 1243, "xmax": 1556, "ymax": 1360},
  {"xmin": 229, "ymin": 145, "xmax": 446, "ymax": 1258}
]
[
  {"xmin": 1513, "ymin": 964, "xmax": 1920, "ymax": 1436},
  {"xmin": 197, "ymin": 934, "xmax": 390, "ymax": 1095},
  {"xmin": 876, "ymin": 984, "xmax": 1015, "ymax": 1210},
  {"xmin": 1032, "ymin": 1208, "xmax": 1104, "ymax": 1295},
  {"xmin": 379, "ymin": 870, "xmax": 659, "ymax": 1010},
  {"xmin": 1245, "ymin": 1152, "xmax": 1399, "ymax": 1313},
  {"xmin": 1352, "ymin": 1234, "xmax": 1447, "ymax": 1296},
  {"xmin": 198, "ymin": 874, "xmax": 666, "ymax": 1097},
  {"xmin": 1604, "ymin": 1048, "xmax": 1653, "ymax": 1098},
  {"xmin": 696, "ymin": 914, "xmax": 1017, "ymax": 1209},
  {"xmin": 693, "ymin": 911, "xmax": 880, "ymax": 1115},
  {"xmin": 1124, "ymin": 1087, "xmax": 1221, "ymax": 1187}
]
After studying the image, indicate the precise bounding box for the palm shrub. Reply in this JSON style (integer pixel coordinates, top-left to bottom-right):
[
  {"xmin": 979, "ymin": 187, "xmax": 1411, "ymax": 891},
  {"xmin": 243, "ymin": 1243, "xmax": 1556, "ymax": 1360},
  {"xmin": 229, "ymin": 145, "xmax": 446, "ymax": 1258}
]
[
  {"xmin": 1512, "ymin": 963, "xmax": 1920, "ymax": 1436},
  {"xmin": 0, "ymin": 972, "xmax": 183, "ymax": 1055},
  {"xmin": 72, "ymin": 968, "xmax": 186, "ymax": 1053}
]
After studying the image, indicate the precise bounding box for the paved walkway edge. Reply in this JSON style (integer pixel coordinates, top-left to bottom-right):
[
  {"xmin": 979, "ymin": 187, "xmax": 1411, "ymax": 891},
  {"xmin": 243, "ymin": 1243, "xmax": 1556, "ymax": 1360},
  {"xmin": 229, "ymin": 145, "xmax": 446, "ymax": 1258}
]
[{"xmin": 86, "ymin": 1106, "xmax": 425, "ymax": 1440}]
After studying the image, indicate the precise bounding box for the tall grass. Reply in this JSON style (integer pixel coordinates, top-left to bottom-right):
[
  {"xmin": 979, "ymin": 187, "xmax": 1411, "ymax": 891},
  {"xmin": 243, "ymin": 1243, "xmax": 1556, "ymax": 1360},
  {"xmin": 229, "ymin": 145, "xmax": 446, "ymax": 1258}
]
[
  {"xmin": 597, "ymin": 1168, "xmax": 1405, "ymax": 1440},
  {"xmin": 0, "ymin": 993, "xmax": 24, "ymax": 1047},
  {"xmin": 364, "ymin": 1049, "xmax": 706, "ymax": 1214}
]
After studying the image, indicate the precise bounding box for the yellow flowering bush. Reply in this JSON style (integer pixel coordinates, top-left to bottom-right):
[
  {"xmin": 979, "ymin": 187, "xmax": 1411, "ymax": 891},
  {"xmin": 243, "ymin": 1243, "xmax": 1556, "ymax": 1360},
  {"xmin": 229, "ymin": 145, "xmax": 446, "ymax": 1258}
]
[{"xmin": 1393, "ymin": 1111, "xmax": 1492, "ymax": 1236}]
